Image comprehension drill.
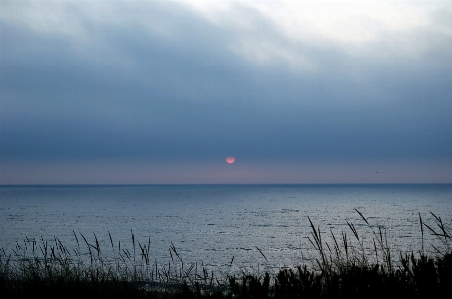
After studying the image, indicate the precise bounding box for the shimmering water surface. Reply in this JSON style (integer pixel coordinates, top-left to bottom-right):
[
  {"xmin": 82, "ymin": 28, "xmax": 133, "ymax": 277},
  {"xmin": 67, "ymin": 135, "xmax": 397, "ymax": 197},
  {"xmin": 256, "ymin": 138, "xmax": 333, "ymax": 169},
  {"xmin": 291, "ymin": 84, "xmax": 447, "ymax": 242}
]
[{"xmin": 1, "ymin": 184, "xmax": 451, "ymax": 273}]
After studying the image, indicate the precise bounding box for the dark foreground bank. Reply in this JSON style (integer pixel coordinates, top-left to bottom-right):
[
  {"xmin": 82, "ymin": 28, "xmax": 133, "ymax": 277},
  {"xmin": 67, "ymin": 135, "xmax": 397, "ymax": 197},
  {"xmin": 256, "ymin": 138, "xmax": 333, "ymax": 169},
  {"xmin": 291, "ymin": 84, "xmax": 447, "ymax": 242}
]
[{"xmin": 1, "ymin": 211, "xmax": 451, "ymax": 298}]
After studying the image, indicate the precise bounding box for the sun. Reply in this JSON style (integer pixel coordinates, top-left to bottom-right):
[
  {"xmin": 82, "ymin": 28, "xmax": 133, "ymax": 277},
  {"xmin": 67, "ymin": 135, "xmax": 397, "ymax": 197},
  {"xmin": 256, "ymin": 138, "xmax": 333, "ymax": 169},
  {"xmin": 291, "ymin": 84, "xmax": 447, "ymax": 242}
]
[{"xmin": 226, "ymin": 156, "xmax": 235, "ymax": 164}]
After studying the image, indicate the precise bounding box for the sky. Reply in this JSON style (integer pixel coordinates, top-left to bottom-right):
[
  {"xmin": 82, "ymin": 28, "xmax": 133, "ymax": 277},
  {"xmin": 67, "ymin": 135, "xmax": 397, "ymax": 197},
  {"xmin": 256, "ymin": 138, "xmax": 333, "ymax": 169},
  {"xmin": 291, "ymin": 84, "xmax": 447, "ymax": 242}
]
[{"xmin": 1, "ymin": 0, "xmax": 451, "ymax": 184}]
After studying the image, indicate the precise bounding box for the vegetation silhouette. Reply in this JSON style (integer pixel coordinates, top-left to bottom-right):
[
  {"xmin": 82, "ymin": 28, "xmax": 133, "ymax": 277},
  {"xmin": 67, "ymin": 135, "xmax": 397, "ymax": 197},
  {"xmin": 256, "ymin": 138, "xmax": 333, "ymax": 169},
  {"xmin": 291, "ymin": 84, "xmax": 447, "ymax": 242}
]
[{"xmin": 1, "ymin": 211, "xmax": 451, "ymax": 298}]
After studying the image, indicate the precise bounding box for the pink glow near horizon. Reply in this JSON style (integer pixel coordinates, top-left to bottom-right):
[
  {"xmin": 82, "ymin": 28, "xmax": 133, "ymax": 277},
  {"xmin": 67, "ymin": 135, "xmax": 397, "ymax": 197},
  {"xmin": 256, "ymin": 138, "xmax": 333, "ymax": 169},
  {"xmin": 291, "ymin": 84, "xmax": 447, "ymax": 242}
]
[{"xmin": 1, "ymin": 160, "xmax": 451, "ymax": 185}]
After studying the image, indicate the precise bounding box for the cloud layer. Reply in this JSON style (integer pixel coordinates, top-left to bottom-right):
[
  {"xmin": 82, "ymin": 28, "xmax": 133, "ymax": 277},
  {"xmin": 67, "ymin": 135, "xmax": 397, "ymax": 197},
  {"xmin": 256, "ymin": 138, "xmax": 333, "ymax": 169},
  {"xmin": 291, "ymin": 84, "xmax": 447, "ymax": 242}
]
[{"xmin": 1, "ymin": 0, "xmax": 451, "ymax": 183}]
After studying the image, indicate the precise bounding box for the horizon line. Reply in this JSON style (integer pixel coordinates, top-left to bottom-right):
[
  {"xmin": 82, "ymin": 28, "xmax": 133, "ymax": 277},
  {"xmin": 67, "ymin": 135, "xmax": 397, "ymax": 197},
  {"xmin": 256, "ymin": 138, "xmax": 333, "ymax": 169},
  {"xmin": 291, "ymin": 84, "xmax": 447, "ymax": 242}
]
[{"xmin": 1, "ymin": 183, "xmax": 451, "ymax": 187}]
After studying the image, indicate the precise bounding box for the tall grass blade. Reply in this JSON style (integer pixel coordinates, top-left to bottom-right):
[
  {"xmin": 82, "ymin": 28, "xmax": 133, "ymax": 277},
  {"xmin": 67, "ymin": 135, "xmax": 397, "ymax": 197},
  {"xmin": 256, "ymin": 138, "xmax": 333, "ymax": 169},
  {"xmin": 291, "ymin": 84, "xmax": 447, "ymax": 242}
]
[
  {"xmin": 256, "ymin": 246, "xmax": 268, "ymax": 261},
  {"xmin": 355, "ymin": 208, "xmax": 369, "ymax": 225}
]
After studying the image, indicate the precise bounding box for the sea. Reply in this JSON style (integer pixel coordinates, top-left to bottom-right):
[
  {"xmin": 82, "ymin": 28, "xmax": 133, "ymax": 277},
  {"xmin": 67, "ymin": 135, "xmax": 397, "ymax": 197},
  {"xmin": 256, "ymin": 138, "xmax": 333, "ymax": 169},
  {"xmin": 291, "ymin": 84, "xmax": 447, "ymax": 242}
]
[{"xmin": 1, "ymin": 184, "xmax": 451, "ymax": 275}]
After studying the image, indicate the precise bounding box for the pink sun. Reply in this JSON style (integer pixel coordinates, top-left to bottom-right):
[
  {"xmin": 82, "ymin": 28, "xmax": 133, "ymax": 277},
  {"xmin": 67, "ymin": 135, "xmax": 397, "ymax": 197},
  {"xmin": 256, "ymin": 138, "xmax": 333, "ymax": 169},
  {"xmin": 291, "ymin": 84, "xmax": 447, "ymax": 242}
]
[{"xmin": 226, "ymin": 156, "xmax": 235, "ymax": 164}]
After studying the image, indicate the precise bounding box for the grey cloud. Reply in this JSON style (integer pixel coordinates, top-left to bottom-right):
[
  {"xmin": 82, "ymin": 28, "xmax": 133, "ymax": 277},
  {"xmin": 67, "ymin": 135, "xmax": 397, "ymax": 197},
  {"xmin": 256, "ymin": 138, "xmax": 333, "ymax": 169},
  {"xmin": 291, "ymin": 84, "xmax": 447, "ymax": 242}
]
[{"xmin": 1, "ymin": 1, "xmax": 451, "ymax": 167}]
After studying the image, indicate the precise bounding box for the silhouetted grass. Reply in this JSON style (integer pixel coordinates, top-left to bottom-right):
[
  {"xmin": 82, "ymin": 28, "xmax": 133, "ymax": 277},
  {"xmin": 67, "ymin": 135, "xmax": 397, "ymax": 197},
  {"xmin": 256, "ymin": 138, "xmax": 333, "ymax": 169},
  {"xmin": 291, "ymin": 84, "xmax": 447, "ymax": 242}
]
[{"xmin": 1, "ymin": 211, "xmax": 451, "ymax": 298}]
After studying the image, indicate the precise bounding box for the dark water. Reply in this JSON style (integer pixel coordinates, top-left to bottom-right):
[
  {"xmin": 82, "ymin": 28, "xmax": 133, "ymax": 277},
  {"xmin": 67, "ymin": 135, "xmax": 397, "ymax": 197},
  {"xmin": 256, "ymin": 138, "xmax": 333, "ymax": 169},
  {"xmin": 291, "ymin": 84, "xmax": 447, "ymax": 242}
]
[{"xmin": 1, "ymin": 184, "xmax": 451, "ymax": 273}]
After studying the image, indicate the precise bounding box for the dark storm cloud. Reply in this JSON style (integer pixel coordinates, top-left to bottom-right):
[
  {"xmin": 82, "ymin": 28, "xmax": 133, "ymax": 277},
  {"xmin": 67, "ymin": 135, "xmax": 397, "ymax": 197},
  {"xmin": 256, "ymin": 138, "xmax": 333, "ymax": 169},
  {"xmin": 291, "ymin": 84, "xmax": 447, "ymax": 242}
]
[{"xmin": 1, "ymin": 0, "xmax": 451, "ymax": 173}]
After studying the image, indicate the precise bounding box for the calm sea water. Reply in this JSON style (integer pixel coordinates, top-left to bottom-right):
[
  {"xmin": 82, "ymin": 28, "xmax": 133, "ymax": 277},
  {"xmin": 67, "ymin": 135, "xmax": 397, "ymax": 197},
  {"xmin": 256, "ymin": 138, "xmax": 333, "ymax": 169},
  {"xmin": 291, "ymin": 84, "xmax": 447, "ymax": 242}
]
[{"xmin": 1, "ymin": 184, "xmax": 451, "ymax": 274}]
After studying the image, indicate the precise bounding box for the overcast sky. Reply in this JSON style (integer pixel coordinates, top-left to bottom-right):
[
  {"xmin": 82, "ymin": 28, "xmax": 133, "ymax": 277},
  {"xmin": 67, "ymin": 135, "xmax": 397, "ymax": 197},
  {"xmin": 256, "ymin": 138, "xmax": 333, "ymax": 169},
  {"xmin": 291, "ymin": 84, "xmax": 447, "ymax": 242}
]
[{"xmin": 1, "ymin": 0, "xmax": 451, "ymax": 184}]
